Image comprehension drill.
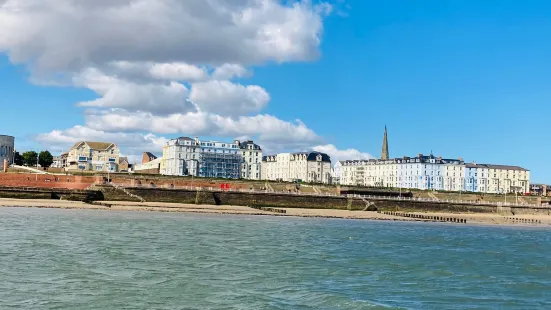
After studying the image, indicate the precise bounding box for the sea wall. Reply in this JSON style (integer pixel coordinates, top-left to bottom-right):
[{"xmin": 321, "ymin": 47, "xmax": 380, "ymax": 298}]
[
  {"xmin": 0, "ymin": 173, "xmax": 96, "ymax": 190},
  {"xmin": 0, "ymin": 186, "xmax": 103, "ymax": 201},
  {"xmin": 96, "ymin": 186, "xmax": 551, "ymax": 215}
]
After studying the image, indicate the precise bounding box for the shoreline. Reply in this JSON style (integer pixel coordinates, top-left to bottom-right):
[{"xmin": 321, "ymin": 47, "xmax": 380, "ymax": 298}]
[{"xmin": 1, "ymin": 198, "xmax": 550, "ymax": 227}]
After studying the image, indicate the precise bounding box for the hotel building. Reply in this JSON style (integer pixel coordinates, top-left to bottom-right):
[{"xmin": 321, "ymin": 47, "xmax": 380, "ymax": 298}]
[
  {"xmin": 262, "ymin": 152, "xmax": 332, "ymax": 184},
  {"xmin": 65, "ymin": 141, "xmax": 121, "ymax": 172},
  {"xmin": 161, "ymin": 137, "xmax": 250, "ymax": 179},
  {"xmin": 238, "ymin": 140, "xmax": 262, "ymax": 180}
]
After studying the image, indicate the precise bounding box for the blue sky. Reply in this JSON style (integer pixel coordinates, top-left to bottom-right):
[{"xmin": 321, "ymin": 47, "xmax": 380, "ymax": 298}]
[{"xmin": 0, "ymin": 0, "xmax": 550, "ymax": 182}]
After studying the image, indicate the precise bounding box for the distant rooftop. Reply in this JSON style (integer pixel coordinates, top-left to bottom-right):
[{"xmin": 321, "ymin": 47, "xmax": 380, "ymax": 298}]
[{"xmin": 71, "ymin": 141, "xmax": 115, "ymax": 150}]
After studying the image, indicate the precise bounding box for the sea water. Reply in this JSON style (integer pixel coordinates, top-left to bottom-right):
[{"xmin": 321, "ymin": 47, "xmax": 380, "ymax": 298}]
[{"xmin": 0, "ymin": 207, "xmax": 550, "ymax": 309}]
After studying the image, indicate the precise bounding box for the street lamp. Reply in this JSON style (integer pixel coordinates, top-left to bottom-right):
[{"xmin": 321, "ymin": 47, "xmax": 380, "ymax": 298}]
[{"xmin": 187, "ymin": 159, "xmax": 199, "ymax": 188}]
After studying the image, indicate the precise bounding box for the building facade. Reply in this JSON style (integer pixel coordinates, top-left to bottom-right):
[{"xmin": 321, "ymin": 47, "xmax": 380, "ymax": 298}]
[
  {"xmin": 51, "ymin": 155, "xmax": 63, "ymax": 168},
  {"xmin": 464, "ymin": 164, "xmax": 530, "ymax": 194},
  {"xmin": 262, "ymin": 152, "xmax": 332, "ymax": 184},
  {"xmin": 0, "ymin": 135, "xmax": 15, "ymax": 171},
  {"xmin": 238, "ymin": 140, "xmax": 262, "ymax": 180},
  {"xmin": 339, "ymin": 154, "xmax": 529, "ymax": 194},
  {"xmin": 134, "ymin": 157, "xmax": 162, "ymax": 174},
  {"xmin": 65, "ymin": 141, "xmax": 120, "ymax": 172},
  {"xmin": 332, "ymin": 161, "xmax": 343, "ymax": 184},
  {"xmin": 161, "ymin": 137, "xmax": 245, "ymax": 179},
  {"xmin": 341, "ymin": 154, "xmax": 464, "ymax": 190}
]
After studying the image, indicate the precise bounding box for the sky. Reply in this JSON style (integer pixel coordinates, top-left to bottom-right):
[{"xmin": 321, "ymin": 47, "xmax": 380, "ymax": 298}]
[{"xmin": 0, "ymin": 0, "xmax": 550, "ymax": 183}]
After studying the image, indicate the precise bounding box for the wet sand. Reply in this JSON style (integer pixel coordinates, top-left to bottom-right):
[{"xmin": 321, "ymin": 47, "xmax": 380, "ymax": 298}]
[{"xmin": 1, "ymin": 198, "xmax": 550, "ymax": 227}]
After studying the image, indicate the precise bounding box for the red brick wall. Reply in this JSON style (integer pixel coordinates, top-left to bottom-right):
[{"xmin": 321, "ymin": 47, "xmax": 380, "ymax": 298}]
[{"xmin": 0, "ymin": 173, "xmax": 96, "ymax": 190}]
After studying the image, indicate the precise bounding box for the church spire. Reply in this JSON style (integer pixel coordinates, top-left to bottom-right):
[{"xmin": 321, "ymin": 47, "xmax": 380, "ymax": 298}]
[{"xmin": 381, "ymin": 125, "xmax": 389, "ymax": 160}]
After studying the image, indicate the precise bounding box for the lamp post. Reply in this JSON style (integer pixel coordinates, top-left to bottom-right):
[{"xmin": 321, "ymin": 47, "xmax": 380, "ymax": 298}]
[
  {"xmin": 36, "ymin": 149, "xmax": 39, "ymax": 181},
  {"xmin": 187, "ymin": 159, "xmax": 199, "ymax": 188}
]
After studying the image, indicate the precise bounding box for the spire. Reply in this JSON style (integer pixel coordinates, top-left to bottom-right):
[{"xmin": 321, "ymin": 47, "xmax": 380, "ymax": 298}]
[{"xmin": 381, "ymin": 125, "xmax": 389, "ymax": 160}]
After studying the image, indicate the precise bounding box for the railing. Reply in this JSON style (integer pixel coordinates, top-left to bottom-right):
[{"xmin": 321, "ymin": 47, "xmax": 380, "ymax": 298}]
[
  {"xmin": 104, "ymin": 182, "xmax": 548, "ymax": 209},
  {"xmin": 347, "ymin": 194, "xmax": 548, "ymax": 208}
]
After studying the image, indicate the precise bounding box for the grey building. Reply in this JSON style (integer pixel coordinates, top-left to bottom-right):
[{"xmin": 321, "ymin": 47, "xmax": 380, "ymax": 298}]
[
  {"xmin": 0, "ymin": 135, "xmax": 15, "ymax": 171},
  {"xmin": 162, "ymin": 137, "xmax": 244, "ymax": 179}
]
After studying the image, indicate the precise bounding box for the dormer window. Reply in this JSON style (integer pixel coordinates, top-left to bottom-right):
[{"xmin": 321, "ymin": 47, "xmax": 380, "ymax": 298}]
[{"xmin": 316, "ymin": 155, "xmax": 322, "ymax": 161}]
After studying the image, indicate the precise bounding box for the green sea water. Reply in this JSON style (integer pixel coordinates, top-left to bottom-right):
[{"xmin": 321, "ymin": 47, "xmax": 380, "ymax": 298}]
[{"xmin": 0, "ymin": 207, "xmax": 550, "ymax": 309}]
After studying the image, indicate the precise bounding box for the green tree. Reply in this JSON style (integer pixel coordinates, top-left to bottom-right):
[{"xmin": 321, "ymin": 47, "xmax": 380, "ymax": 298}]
[
  {"xmin": 22, "ymin": 151, "xmax": 38, "ymax": 167},
  {"xmin": 13, "ymin": 152, "xmax": 23, "ymax": 166},
  {"xmin": 39, "ymin": 151, "xmax": 54, "ymax": 168}
]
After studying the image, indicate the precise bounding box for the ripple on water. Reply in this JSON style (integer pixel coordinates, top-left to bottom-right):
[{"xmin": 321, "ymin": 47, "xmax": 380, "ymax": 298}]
[{"xmin": 0, "ymin": 208, "xmax": 550, "ymax": 309}]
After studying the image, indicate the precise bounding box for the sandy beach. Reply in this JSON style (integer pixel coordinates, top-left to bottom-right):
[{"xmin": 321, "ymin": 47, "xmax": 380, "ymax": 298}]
[{"xmin": 1, "ymin": 198, "xmax": 550, "ymax": 227}]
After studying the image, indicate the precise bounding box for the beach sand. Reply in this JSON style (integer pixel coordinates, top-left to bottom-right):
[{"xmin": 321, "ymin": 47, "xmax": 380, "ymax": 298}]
[{"xmin": 1, "ymin": 198, "xmax": 550, "ymax": 227}]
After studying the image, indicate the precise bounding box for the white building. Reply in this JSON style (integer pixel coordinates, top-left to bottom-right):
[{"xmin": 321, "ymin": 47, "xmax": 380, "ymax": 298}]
[
  {"xmin": 262, "ymin": 152, "xmax": 332, "ymax": 184},
  {"xmin": 443, "ymin": 159, "xmax": 465, "ymax": 191},
  {"xmin": 238, "ymin": 140, "xmax": 262, "ymax": 180},
  {"xmin": 0, "ymin": 135, "xmax": 15, "ymax": 171},
  {"xmin": 51, "ymin": 155, "xmax": 63, "ymax": 168},
  {"xmin": 341, "ymin": 154, "xmax": 464, "ymax": 191},
  {"xmin": 465, "ymin": 163, "xmax": 530, "ymax": 194},
  {"xmin": 340, "ymin": 153, "xmax": 530, "ymax": 194},
  {"xmin": 332, "ymin": 161, "xmax": 343, "ymax": 184},
  {"xmin": 161, "ymin": 137, "xmax": 242, "ymax": 179}
]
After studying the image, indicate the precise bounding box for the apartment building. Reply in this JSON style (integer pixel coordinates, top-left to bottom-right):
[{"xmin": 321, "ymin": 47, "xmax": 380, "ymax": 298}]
[
  {"xmin": 331, "ymin": 161, "xmax": 342, "ymax": 184},
  {"xmin": 340, "ymin": 154, "xmax": 462, "ymax": 190},
  {"xmin": 339, "ymin": 154, "xmax": 529, "ymax": 194},
  {"xmin": 238, "ymin": 140, "xmax": 262, "ymax": 180},
  {"xmin": 262, "ymin": 152, "xmax": 332, "ymax": 184},
  {"xmin": 65, "ymin": 141, "xmax": 120, "ymax": 172},
  {"xmin": 465, "ymin": 163, "xmax": 530, "ymax": 194},
  {"xmin": 161, "ymin": 137, "xmax": 246, "ymax": 179}
]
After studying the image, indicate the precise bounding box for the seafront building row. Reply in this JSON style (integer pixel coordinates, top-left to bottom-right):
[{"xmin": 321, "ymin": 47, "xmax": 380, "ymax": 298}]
[
  {"xmin": 3, "ymin": 126, "xmax": 534, "ymax": 193},
  {"xmin": 333, "ymin": 127, "xmax": 530, "ymax": 194},
  {"xmin": 334, "ymin": 155, "xmax": 530, "ymax": 194},
  {"xmin": 160, "ymin": 136, "xmax": 331, "ymax": 183}
]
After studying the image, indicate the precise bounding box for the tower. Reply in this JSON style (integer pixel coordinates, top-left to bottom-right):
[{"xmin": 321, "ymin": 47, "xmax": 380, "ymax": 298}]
[{"xmin": 381, "ymin": 126, "xmax": 389, "ymax": 160}]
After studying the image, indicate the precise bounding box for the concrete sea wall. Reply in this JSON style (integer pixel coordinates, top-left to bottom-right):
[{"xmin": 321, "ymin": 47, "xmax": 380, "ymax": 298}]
[
  {"xmin": 97, "ymin": 186, "xmax": 551, "ymax": 215},
  {"xmin": 0, "ymin": 186, "xmax": 103, "ymax": 201}
]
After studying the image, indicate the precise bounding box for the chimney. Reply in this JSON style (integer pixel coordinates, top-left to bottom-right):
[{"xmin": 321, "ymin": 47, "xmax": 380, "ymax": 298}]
[
  {"xmin": 418, "ymin": 153, "xmax": 423, "ymax": 158},
  {"xmin": 194, "ymin": 136, "xmax": 199, "ymax": 144},
  {"xmin": 458, "ymin": 157, "xmax": 463, "ymax": 161}
]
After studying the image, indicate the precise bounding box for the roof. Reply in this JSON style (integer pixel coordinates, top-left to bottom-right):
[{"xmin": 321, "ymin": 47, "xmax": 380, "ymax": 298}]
[
  {"xmin": 486, "ymin": 164, "xmax": 528, "ymax": 171},
  {"xmin": 177, "ymin": 137, "xmax": 193, "ymax": 141},
  {"xmin": 119, "ymin": 157, "xmax": 129, "ymax": 163},
  {"xmin": 239, "ymin": 140, "xmax": 262, "ymax": 151},
  {"xmin": 144, "ymin": 152, "xmax": 158, "ymax": 159},
  {"xmin": 72, "ymin": 141, "xmax": 115, "ymax": 150},
  {"xmin": 465, "ymin": 163, "xmax": 529, "ymax": 171},
  {"xmin": 262, "ymin": 152, "xmax": 331, "ymax": 163}
]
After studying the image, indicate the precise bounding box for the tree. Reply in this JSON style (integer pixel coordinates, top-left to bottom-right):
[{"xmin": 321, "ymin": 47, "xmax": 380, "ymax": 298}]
[
  {"xmin": 13, "ymin": 152, "xmax": 23, "ymax": 166},
  {"xmin": 39, "ymin": 151, "xmax": 54, "ymax": 168},
  {"xmin": 22, "ymin": 151, "xmax": 38, "ymax": 167}
]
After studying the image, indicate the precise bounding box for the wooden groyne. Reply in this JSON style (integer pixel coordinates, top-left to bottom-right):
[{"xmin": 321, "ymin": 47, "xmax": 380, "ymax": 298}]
[
  {"xmin": 250, "ymin": 206, "xmax": 287, "ymax": 214},
  {"xmin": 379, "ymin": 211, "xmax": 467, "ymax": 224}
]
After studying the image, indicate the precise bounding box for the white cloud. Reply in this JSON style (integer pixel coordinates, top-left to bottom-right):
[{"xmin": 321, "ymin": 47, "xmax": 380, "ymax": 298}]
[
  {"xmin": 190, "ymin": 80, "xmax": 269, "ymax": 116},
  {"xmin": 312, "ymin": 144, "xmax": 373, "ymax": 163},
  {"xmin": 73, "ymin": 68, "xmax": 196, "ymax": 115},
  {"xmin": 0, "ymin": 0, "xmax": 330, "ymax": 72},
  {"xmin": 0, "ymin": 0, "xmax": 339, "ymax": 153},
  {"xmin": 84, "ymin": 110, "xmax": 322, "ymax": 147},
  {"xmin": 36, "ymin": 125, "xmax": 168, "ymax": 158},
  {"xmin": 149, "ymin": 63, "xmax": 209, "ymax": 82},
  {"xmin": 212, "ymin": 64, "xmax": 250, "ymax": 80}
]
